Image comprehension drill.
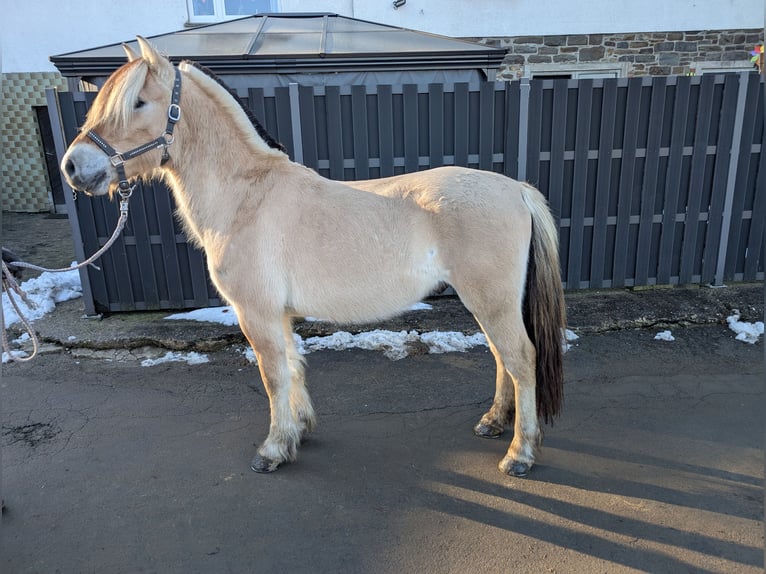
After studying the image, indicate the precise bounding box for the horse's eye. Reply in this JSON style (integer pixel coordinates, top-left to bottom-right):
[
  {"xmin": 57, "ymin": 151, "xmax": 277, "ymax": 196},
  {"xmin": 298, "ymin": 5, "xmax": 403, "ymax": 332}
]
[{"xmin": 135, "ymin": 98, "xmax": 146, "ymax": 110}]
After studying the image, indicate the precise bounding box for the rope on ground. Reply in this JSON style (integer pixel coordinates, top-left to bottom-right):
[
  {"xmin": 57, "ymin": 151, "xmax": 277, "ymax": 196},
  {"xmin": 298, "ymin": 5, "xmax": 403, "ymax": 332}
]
[{"xmin": 2, "ymin": 195, "xmax": 131, "ymax": 363}]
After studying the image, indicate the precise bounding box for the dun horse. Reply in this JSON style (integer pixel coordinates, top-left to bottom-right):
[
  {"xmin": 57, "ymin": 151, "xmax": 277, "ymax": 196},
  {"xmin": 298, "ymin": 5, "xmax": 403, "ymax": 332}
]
[{"xmin": 61, "ymin": 38, "xmax": 566, "ymax": 478}]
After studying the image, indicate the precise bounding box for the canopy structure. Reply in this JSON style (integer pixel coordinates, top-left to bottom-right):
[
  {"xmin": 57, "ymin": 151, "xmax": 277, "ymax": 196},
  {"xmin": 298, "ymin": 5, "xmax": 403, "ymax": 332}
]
[{"xmin": 51, "ymin": 13, "xmax": 506, "ymax": 85}]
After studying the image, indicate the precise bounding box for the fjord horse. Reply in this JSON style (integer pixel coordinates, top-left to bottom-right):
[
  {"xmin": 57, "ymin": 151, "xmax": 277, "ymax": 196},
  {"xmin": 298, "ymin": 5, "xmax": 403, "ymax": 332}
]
[{"xmin": 61, "ymin": 38, "xmax": 566, "ymax": 478}]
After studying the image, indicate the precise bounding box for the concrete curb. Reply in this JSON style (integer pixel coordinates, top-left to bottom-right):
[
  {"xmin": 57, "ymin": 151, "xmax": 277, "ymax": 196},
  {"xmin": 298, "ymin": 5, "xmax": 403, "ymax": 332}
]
[{"xmin": 12, "ymin": 282, "xmax": 765, "ymax": 355}]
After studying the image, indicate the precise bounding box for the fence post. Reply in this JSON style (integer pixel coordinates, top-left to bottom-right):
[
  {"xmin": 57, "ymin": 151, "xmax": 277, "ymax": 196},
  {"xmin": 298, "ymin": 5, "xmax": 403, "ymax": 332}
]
[
  {"xmin": 45, "ymin": 87, "xmax": 97, "ymax": 316},
  {"xmin": 288, "ymin": 82, "xmax": 304, "ymax": 165},
  {"xmin": 517, "ymin": 78, "xmax": 530, "ymax": 182},
  {"xmin": 713, "ymin": 72, "xmax": 749, "ymax": 286}
]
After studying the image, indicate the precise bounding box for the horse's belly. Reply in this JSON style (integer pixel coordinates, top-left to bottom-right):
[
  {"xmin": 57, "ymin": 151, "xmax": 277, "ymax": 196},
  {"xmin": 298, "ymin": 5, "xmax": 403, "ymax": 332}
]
[{"xmin": 288, "ymin": 246, "xmax": 447, "ymax": 324}]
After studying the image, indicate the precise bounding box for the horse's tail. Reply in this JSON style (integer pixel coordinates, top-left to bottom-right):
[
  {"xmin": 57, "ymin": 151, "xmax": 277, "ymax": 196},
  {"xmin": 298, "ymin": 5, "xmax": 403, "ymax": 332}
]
[{"xmin": 519, "ymin": 183, "xmax": 566, "ymax": 425}]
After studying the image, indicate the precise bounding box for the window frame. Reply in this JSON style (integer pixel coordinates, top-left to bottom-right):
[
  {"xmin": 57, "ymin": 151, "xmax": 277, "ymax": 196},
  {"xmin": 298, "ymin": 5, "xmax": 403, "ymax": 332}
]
[
  {"xmin": 524, "ymin": 62, "xmax": 628, "ymax": 79},
  {"xmin": 187, "ymin": 0, "xmax": 279, "ymax": 24},
  {"xmin": 690, "ymin": 61, "xmax": 756, "ymax": 76}
]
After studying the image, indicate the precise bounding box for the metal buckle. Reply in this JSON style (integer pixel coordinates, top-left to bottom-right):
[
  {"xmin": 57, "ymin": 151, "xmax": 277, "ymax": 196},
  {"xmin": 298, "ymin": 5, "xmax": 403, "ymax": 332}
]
[
  {"xmin": 168, "ymin": 104, "xmax": 181, "ymax": 123},
  {"xmin": 110, "ymin": 153, "xmax": 125, "ymax": 167}
]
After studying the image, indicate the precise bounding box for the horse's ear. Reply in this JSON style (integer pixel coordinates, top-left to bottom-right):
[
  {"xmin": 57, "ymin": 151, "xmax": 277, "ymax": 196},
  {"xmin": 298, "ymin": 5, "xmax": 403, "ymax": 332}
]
[
  {"xmin": 136, "ymin": 36, "xmax": 168, "ymax": 71},
  {"xmin": 123, "ymin": 43, "xmax": 140, "ymax": 62}
]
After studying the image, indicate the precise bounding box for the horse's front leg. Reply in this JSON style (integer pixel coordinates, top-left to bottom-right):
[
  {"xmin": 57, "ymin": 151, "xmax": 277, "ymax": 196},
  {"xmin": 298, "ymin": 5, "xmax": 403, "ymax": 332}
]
[{"xmin": 238, "ymin": 315, "xmax": 305, "ymax": 473}]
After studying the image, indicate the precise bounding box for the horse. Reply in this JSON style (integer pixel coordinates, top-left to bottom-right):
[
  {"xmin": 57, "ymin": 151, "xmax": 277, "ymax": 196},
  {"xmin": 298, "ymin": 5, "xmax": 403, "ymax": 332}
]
[{"xmin": 61, "ymin": 37, "xmax": 566, "ymax": 478}]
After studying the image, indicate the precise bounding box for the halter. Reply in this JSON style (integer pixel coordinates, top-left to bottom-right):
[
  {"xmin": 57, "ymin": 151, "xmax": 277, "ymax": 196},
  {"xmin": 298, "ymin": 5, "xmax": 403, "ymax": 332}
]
[{"xmin": 86, "ymin": 67, "xmax": 182, "ymax": 198}]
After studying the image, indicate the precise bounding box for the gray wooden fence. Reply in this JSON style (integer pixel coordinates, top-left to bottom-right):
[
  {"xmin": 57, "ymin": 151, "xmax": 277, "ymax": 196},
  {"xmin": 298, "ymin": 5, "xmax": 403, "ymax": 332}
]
[{"xmin": 48, "ymin": 73, "xmax": 764, "ymax": 313}]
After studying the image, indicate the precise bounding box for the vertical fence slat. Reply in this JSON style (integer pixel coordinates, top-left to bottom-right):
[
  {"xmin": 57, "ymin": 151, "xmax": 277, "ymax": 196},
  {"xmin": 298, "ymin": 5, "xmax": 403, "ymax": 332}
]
[
  {"xmin": 324, "ymin": 86, "xmax": 344, "ymax": 180},
  {"xmin": 590, "ymin": 79, "xmax": 617, "ymax": 288},
  {"xmin": 479, "ymin": 82, "xmax": 495, "ymax": 171},
  {"xmin": 635, "ymin": 76, "xmax": 666, "ymax": 285},
  {"xmin": 547, "ymin": 80, "xmax": 568, "ymax": 218},
  {"xmin": 274, "ymin": 87, "xmax": 294, "ymax": 159},
  {"xmin": 453, "ymin": 83, "xmax": 469, "ymax": 167},
  {"xmin": 504, "ymin": 81, "xmax": 520, "ymax": 179},
  {"xmin": 657, "ymin": 77, "xmax": 690, "ymax": 284},
  {"xmin": 186, "ymin": 246, "xmax": 210, "ymax": 308},
  {"xmin": 377, "ymin": 85, "xmax": 395, "ymax": 176},
  {"xmin": 679, "ymin": 74, "xmax": 715, "ymax": 284},
  {"xmin": 128, "ymin": 183, "xmax": 159, "ymax": 308},
  {"xmin": 154, "ymin": 183, "xmax": 185, "ymax": 309},
  {"xmin": 429, "ymin": 84, "xmax": 444, "ymax": 168},
  {"xmin": 106, "ymin": 197, "xmax": 134, "ymax": 311},
  {"xmin": 298, "ymin": 85, "xmax": 319, "ymax": 171},
  {"xmin": 567, "ymin": 80, "xmax": 592, "ymax": 290},
  {"xmin": 525, "ymin": 81, "xmax": 543, "ymax": 187},
  {"xmin": 723, "ymin": 74, "xmax": 760, "ymax": 281},
  {"xmin": 702, "ymin": 74, "xmax": 741, "ymax": 284},
  {"xmin": 403, "ymin": 84, "xmax": 419, "ymax": 172},
  {"xmin": 743, "ymin": 142, "xmax": 766, "ymax": 279},
  {"xmin": 351, "ymin": 85, "xmax": 370, "ymax": 180},
  {"xmin": 613, "ymin": 78, "xmax": 643, "ymax": 287}
]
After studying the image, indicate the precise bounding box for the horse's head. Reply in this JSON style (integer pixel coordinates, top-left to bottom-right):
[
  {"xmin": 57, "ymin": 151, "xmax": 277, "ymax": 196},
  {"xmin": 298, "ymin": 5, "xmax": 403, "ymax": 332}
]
[{"xmin": 61, "ymin": 37, "xmax": 180, "ymax": 197}]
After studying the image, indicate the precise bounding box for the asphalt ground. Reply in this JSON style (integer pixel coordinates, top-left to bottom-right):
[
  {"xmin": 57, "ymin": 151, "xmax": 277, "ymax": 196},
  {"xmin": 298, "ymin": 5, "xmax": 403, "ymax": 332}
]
[{"xmin": 2, "ymin": 212, "xmax": 765, "ymax": 573}]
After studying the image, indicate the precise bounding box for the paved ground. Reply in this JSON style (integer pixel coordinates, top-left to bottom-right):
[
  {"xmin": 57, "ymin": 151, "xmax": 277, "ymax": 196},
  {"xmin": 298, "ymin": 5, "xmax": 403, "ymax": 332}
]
[{"xmin": 2, "ymin": 212, "xmax": 765, "ymax": 572}]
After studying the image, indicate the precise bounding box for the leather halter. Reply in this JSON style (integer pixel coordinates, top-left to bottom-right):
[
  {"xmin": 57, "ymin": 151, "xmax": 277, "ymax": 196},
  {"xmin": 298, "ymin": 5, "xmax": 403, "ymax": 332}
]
[{"xmin": 86, "ymin": 67, "xmax": 182, "ymax": 197}]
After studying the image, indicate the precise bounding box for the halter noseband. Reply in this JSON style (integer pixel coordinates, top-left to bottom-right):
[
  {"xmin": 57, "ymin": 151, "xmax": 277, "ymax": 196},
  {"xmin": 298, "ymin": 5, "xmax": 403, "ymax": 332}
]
[{"xmin": 86, "ymin": 67, "xmax": 182, "ymax": 198}]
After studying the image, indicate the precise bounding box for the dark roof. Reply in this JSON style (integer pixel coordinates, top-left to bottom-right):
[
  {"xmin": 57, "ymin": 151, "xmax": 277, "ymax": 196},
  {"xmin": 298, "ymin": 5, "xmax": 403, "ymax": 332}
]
[{"xmin": 51, "ymin": 13, "xmax": 506, "ymax": 77}]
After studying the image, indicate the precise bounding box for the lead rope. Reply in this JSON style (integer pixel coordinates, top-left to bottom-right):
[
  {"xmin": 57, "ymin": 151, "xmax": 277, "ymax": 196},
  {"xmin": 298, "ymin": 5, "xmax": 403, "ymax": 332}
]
[{"xmin": 1, "ymin": 190, "xmax": 132, "ymax": 363}]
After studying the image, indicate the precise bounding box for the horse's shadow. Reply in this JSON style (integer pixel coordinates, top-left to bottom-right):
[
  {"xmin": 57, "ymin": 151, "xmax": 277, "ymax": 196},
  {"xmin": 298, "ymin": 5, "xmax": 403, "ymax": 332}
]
[{"xmin": 412, "ymin": 434, "xmax": 763, "ymax": 573}]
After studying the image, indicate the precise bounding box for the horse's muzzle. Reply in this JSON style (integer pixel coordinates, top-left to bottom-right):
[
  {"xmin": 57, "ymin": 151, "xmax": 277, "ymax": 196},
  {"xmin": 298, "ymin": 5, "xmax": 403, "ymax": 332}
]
[{"xmin": 61, "ymin": 145, "xmax": 112, "ymax": 196}]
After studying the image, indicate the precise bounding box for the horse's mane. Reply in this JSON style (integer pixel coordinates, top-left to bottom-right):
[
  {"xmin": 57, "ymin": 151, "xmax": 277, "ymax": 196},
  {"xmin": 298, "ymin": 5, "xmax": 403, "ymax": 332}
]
[
  {"xmin": 82, "ymin": 59, "xmax": 150, "ymax": 133},
  {"xmin": 182, "ymin": 60, "xmax": 287, "ymax": 154}
]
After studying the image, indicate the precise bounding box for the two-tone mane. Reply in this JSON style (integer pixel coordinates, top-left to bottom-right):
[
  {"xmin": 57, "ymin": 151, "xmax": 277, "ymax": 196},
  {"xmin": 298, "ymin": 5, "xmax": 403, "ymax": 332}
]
[{"xmin": 182, "ymin": 60, "xmax": 287, "ymax": 154}]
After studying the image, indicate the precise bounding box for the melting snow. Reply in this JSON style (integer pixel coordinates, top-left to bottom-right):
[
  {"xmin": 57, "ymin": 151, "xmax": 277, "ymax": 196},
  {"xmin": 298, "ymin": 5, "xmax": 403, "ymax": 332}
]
[
  {"xmin": 726, "ymin": 313, "xmax": 764, "ymax": 344},
  {"xmin": 140, "ymin": 351, "xmax": 210, "ymax": 367},
  {"xmin": 654, "ymin": 330, "xmax": 675, "ymax": 341},
  {"xmin": 2, "ymin": 266, "xmax": 81, "ymax": 328}
]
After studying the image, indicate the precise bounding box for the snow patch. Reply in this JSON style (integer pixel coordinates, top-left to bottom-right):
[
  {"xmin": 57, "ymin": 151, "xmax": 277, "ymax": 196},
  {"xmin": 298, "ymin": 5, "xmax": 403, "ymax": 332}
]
[
  {"xmin": 141, "ymin": 351, "xmax": 210, "ymax": 367},
  {"xmin": 654, "ymin": 330, "xmax": 675, "ymax": 342},
  {"xmin": 726, "ymin": 313, "xmax": 764, "ymax": 344},
  {"xmin": 2, "ymin": 266, "xmax": 82, "ymax": 327},
  {"xmin": 165, "ymin": 306, "xmax": 239, "ymax": 326}
]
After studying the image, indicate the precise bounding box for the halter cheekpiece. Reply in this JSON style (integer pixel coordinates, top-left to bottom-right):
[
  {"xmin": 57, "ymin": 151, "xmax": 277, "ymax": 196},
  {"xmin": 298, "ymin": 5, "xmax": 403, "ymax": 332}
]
[{"xmin": 87, "ymin": 67, "xmax": 182, "ymax": 199}]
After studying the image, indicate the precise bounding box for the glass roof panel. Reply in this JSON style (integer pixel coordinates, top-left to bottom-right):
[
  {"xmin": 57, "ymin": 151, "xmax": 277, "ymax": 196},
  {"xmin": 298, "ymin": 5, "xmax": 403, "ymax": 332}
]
[
  {"xmin": 327, "ymin": 31, "xmax": 490, "ymax": 55},
  {"xmin": 261, "ymin": 16, "xmax": 327, "ymax": 33},
  {"xmin": 253, "ymin": 33, "xmax": 323, "ymax": 55}
]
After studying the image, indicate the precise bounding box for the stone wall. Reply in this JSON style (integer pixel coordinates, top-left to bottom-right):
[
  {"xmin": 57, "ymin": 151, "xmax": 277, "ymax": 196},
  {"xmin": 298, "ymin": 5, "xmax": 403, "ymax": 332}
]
[{"xmin": 469, "ymin": 29, "xmax": 764, "ymax": 79}]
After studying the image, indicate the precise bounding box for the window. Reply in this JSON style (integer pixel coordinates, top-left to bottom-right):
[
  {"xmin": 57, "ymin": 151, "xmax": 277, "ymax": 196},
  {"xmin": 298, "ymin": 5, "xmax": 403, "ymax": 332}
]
[
  {"xmin": 690, "ymin": 61, "xmax": 757, "ymax": 76},
  {"xmin": 188, "ymin": 0, "xmax": 278, "ymax": 23},
  {"xmin": 525, "ymin": 63, "xmax": 627, "ymax": 79}
]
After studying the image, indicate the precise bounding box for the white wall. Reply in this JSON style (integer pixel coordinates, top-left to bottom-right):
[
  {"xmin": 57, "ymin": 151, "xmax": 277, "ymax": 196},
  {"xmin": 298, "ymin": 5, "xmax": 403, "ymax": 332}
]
[
  {"xmin": 3, "ymin": 0, "xmax": 762, "ymax": 73},
  {"xmin": 342, "ymin": 0, "xmax": 761, "ymax": 38},
  {"xmin": 1, "ymin": 0, "xmax": 189, "ymax": 73}
]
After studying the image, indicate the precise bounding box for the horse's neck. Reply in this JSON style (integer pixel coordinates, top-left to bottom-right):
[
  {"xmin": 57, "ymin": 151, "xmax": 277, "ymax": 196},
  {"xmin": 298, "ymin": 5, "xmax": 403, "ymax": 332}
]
[{"xmin": 162, "ymin": 81, "xmax": 282, "ymax": 244}]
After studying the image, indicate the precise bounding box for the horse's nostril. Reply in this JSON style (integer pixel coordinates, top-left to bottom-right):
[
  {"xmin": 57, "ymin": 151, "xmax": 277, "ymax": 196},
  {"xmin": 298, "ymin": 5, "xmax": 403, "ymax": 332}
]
[{"xmin": 65, "ymin": 158, "xmax": 76, "ymax": 177}]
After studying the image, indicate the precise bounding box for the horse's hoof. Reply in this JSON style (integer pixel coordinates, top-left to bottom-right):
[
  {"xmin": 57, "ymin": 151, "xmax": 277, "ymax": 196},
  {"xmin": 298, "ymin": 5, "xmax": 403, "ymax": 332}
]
[
  {"xmin": 501, "ymin": 460, "xmax": 531, "ymax": 478},
  {"xmin": 250, "ymin": 454, "xmax": 281, "ymax": 473},
  {"xmin": 474, "ymin": 421, "xmax": 504, "ymax": 438}
]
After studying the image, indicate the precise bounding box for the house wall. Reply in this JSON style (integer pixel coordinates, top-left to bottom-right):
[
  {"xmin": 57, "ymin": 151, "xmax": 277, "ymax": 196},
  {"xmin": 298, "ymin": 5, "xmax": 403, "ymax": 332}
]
[
  {"xmin": 1, "ymin": 73, "xmax": 69, "ymax": 212},
  {"xmin": 471, "ymin": 29, "xmax": 764, "ymax": 79},
  {"xmin": 350, "ymin": 0, "xmax": 759, "ymax": 38}
]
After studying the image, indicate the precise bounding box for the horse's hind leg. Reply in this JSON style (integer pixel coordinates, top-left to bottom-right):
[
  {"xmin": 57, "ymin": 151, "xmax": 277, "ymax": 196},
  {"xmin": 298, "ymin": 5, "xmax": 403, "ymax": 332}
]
[
  {"xmin": 474, "ymin": 313, "xmax": 540, "ymax": 477},
  {"xmin": 474, "ymin": 337, "xmax": 515, "ymax": 438},
  {"xmin": 282, "ymin": 316, "xmax": 315, "ymax": 440},
  {"xmin": 237, "ymin": 312, "xmax": 307, "ymax": 473}
]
